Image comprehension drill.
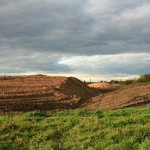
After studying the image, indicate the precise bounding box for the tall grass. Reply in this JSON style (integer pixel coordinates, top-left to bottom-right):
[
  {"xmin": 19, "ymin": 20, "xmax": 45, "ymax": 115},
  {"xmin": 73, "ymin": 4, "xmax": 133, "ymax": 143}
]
[{"xmin": 0, "ymin": 107, "xmax": 150, "ymax": 150}]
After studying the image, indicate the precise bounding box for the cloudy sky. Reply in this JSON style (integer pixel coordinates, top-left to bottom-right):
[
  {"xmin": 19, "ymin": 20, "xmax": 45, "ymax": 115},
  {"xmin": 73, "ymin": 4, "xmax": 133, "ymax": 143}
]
[{"xmin": 0, "ymin": 0, "xmax": 150, "ymax": 81}]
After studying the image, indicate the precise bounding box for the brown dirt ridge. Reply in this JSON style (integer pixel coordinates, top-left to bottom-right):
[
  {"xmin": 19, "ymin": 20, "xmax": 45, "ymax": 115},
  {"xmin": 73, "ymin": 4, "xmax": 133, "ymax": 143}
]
[
  {"xmin": 0, "ymin": 75, "xmax": 150, "ymax": 113},
  {"xmin": 0, "ymin": 75, "xmax": 96, "ymax": 113}
]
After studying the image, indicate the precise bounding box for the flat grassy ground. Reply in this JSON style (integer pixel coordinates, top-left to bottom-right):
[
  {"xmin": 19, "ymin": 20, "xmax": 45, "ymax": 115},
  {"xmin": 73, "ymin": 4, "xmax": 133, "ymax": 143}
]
[{"xmin": 0, "ymin": 108, "xmax": 150, "ymax": 150}]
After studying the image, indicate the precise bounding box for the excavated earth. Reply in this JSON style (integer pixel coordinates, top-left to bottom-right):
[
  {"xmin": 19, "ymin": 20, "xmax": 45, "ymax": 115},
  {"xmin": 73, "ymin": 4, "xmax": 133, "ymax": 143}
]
[
  {"xmin": 0, "ymin": 75, "xmax": 96, "ymax": 113},
  {"xmin": 0, "ymin": 75, "xmax": 150, "ymax": 114},
  {"xmin": 88, "ymin": 82, "xmax": 121, "ymax": 89},
  {"xmin": 84, "ymin": 82, "xmax": 150, "ymax": 110}
]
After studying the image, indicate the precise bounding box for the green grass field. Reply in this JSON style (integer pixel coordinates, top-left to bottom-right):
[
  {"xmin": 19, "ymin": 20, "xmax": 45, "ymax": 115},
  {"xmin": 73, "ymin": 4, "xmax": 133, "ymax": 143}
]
[{"xmin": 0, "ymin": 107, "xmax": 150, "ymax": 150}]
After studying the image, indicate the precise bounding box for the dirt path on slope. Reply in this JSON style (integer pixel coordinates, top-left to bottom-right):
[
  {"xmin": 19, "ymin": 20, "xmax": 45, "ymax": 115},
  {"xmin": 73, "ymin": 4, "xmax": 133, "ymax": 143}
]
[{"xmin": 83, "ymin": 82, "xmax": 150, "ymax": 110}]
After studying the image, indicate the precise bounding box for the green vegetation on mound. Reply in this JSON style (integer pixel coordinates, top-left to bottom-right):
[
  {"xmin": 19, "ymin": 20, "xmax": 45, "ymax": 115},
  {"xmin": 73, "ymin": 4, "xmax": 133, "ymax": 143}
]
[{"xmin": 0, "ymin": 108, "xmax": 150, "ymax": 150}]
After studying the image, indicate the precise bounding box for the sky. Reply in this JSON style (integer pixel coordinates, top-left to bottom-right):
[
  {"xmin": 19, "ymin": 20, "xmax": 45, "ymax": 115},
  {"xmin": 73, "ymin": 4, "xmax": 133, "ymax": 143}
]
[{"xmin": 0, "ymin": 0, "xmax": 150, "ymax": 81}]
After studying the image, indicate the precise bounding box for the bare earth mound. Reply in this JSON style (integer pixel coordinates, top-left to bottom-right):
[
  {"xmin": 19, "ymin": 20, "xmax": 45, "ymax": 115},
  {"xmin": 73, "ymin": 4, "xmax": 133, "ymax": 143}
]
[
  {"xmin": 84, "ymin": 82, "xmax": 150, "ymax": 110},
  {"xmin": 88, "ymin": 82, "xmax": 120, "ymax": 90},
  {"xmin": 0, "ymin": 75, "xmax": 95, "ymax": 113}
]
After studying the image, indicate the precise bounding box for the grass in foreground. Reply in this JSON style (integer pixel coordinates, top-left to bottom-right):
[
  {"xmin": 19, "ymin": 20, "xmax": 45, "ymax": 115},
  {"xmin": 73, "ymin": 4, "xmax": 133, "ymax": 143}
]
[{"xmin": 0, "ymin": 107, "xmax": 150, "ymax": 150}]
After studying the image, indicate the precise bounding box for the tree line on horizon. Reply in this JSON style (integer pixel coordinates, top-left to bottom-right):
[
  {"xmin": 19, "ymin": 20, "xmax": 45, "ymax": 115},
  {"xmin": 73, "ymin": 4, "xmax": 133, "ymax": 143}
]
[{"xmin": 109, "ymin": 74, "xmax": 150, "ymax": 84}]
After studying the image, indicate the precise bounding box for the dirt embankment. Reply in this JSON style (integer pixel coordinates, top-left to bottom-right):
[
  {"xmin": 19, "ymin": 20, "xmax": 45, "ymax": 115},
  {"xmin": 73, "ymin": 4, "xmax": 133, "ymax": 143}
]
[
  {"xmin": 0, "ymin": 75, "xmax": 96, "ymax": 113},
  {"xmin": 84, "ymin": 82, "xmax": 150, "ymax": 110},
  {"xmin": 0, "ymin": 76, "xmax": 150, "ymax": 113}
]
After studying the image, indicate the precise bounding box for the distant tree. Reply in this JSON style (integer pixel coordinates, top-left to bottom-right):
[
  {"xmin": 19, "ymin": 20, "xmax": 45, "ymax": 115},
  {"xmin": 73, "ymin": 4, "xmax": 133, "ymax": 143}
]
[
  {"xmin": 110, "ymin": 80, "xmax": 119, "ymax": 84},
  {"xmin": 36, "ymin": 74, "xmax": 45, "ymax": 76},
  {"xmin": 124, "ymin": 80, "xmax": 134, "ymax": 84},
  {"xmin": 137, "ymin": 74, "xmax": 150, "ymax": 82}
]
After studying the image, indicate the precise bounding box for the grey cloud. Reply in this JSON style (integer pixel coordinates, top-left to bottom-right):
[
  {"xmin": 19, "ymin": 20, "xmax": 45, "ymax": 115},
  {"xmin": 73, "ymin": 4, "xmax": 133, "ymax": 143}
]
[
  {"xmin": 0, "ymin": 0, "xmax": 94, "ymax": 54},
  {"xmin": 60, "ymin": 53, "xmax": 150, "ymax": 75},
  {"xmin": 0, "ymin": 0, "xmax": 149, "ymax": 55},
  {"xmin": 0, "ymin": 51, "xmax": 72, "ymax": 74},
  {"xmin": 0, "ymin": 0, "xmax": 150, "ymax": 75}
]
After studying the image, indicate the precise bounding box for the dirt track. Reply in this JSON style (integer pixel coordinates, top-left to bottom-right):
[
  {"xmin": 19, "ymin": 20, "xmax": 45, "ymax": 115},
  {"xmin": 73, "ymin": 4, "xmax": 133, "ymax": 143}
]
[
  {"xmin": 84, "ymin": 82, "xmax": 150, "ymax": 110},
  {"xmin": 0, "ymin": 75, "xmax": 150, "ymax": 113}
]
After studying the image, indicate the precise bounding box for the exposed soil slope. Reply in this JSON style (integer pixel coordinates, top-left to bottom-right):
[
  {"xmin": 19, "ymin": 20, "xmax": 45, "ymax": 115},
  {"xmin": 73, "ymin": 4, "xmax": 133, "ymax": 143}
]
[
  {"xmin": 84, "ymin": 82, "xmax": 150, "ymax": 109},
  {"xmin": 0, "ymin": 75, "xmax": 95, "ymax": 112},
  {"xmin": 0, "ymin": 76, "xmax": 150, "ymax": 113}
]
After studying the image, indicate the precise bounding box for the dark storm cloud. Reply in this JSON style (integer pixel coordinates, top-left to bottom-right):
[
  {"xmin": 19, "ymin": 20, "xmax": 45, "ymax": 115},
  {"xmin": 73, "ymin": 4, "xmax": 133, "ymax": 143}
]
[
  {"xmin": 0, "ymin": 0, "xmax": 150, "ymax": 75},
  {"xmin": 0, "ymin": 0, "xmax": 150, "ymax": 55},
  {"xmin": 0, "ymin": 0, "xmax": 93, "ymax": 54}
]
